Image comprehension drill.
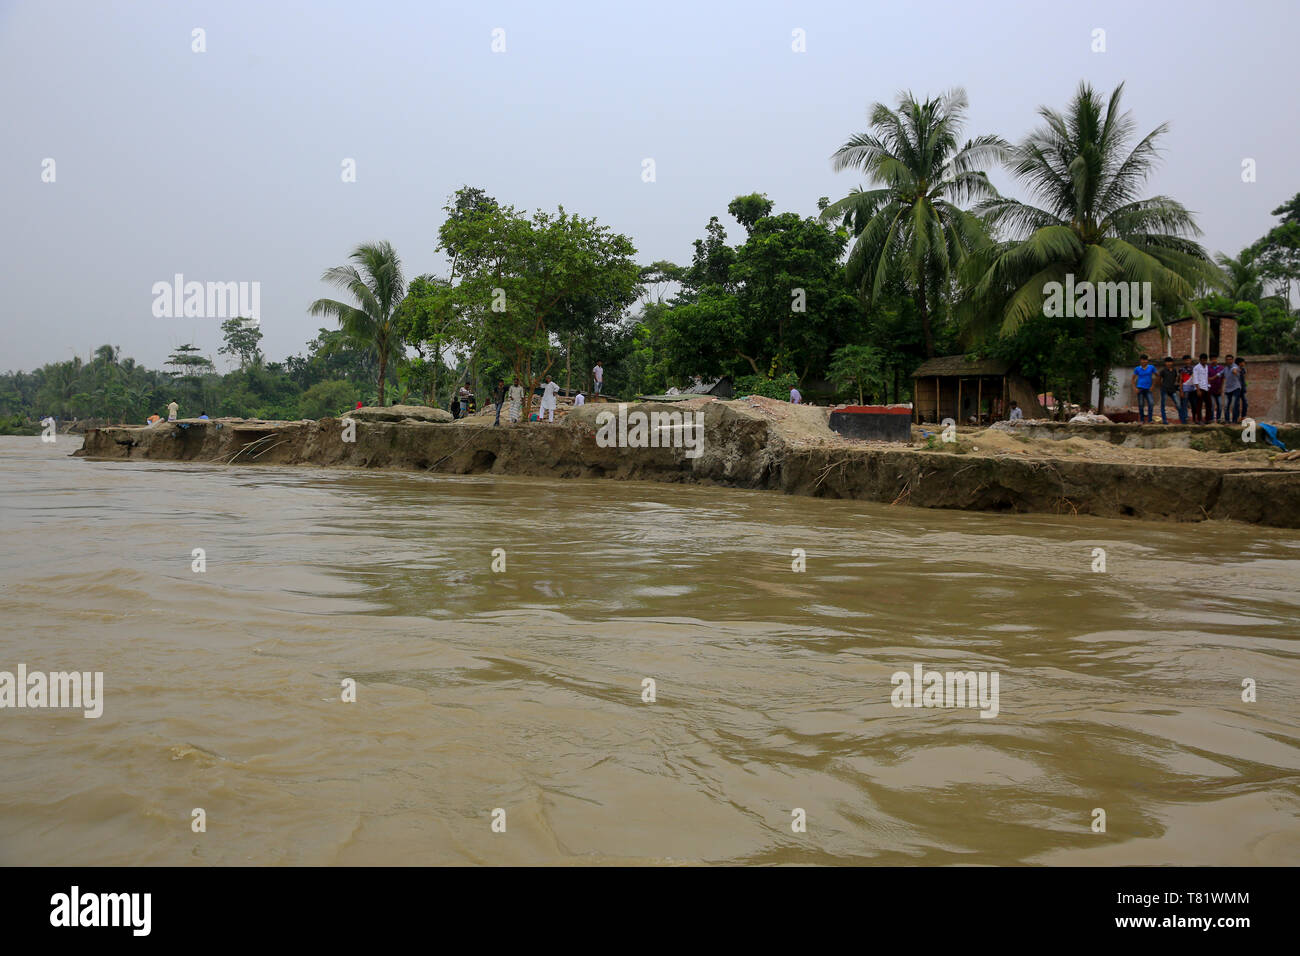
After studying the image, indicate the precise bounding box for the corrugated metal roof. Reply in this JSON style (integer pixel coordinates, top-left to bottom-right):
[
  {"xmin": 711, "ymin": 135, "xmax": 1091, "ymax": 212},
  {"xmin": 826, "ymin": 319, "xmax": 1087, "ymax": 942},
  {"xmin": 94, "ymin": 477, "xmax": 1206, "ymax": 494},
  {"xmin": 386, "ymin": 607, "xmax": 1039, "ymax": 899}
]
[{"xmin": 683, "ymin": 376, "xmax": 729, "ymax": 394}]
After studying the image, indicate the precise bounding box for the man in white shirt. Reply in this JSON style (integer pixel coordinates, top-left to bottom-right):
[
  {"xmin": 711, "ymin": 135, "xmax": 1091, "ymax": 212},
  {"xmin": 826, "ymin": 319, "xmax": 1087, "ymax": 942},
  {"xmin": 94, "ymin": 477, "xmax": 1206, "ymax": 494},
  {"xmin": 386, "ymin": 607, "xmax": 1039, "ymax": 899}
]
[
  {"xmin": 1008, "ymin": 401, "xmax": 1023, "ymax": 420},
  {"xmin": 539, "ymin": 375, "xmax": 560, "ymax": 422},
  {"xmin": 1190, "ymin": 353, "xmax": 1210, "ymax": 424},
  {"xmin": 506, "ymin": 379, "xmax": 525, "ymax": 423},
  {"xmin": 574, "ymin": 391, "xmax": 585, "ymax": 407},
  {"xmin": 166, "ymin": 400, "xmax": 179, "ymax": 421},
  {"xmin": 592, "ymin": 361, "xmax": 604, "ymax": 395},
  {"xmin": 789, "ymin": 387, "xmax": 801, "ymax": 404}
]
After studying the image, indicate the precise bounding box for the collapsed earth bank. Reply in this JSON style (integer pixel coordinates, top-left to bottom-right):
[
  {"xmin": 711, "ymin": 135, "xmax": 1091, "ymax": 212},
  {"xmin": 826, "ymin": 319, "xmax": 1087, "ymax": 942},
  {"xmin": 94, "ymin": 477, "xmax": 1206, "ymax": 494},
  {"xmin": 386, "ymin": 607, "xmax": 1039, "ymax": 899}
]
[{"xmin": 73, "ymin": 399, "xmax": 1300, "ymax": 528}]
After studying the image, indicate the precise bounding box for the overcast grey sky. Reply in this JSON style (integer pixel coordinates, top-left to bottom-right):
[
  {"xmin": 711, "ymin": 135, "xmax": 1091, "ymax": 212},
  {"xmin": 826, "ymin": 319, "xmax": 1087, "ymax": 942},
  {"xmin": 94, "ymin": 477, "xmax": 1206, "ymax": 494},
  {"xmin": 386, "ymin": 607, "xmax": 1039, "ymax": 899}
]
[{"xmin": 2, "ymin": 0, "xmax": 1296, "ymax": 372}]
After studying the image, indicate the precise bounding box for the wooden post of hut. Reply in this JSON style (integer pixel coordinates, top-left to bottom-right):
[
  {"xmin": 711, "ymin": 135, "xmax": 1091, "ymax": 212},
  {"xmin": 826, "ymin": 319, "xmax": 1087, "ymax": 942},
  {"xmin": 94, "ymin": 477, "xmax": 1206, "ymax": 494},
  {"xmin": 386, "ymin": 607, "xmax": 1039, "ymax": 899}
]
[{"xmin": 977, "ymin": 378, "xmax": 982, "ymax": 425}]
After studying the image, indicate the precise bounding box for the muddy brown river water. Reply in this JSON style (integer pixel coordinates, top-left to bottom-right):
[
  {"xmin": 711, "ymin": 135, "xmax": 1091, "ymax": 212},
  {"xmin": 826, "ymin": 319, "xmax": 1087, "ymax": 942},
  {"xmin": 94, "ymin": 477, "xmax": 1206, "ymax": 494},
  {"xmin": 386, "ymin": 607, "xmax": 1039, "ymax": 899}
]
[{"xmin": 1, "ymin": 436, "xmax": 1297, "ymax": 865}]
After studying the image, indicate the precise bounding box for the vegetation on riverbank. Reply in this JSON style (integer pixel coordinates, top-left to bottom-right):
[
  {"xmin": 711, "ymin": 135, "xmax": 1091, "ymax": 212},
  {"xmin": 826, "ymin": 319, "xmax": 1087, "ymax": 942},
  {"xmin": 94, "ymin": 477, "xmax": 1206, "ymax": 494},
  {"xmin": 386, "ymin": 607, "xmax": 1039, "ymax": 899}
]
[{"xmin": 4, "ymin": 81, "xmax": 1298, "ymax": 432}]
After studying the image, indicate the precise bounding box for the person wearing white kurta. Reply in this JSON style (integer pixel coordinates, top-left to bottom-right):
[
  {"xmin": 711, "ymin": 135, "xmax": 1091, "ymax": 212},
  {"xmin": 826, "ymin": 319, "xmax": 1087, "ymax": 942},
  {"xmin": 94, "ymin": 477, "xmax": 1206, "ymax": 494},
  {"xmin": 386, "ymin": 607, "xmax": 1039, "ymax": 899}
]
[
  {"xmin": 506, "ymin": 381, "xmax": 525, "ymax": 423},
  {"xmin": 539, "ymin": 377, "xmax": 560, "ymax": 422},
  {"xmin": 574, "ymin": 392, "xmax": 585, "ymax": 407}
]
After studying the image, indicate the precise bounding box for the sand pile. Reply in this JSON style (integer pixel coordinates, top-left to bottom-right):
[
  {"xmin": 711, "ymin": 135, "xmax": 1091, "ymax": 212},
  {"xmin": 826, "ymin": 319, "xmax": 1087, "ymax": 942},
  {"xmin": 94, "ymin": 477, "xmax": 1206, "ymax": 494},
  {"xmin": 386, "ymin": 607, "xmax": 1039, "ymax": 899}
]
[
  {"xmin": 352, "ymin": 404, "xmax": 452, "ymax": 423},
  {"xmin": 940, "ymin": 425, "xmax": 1296, "ymax": 469},
  {"xmin": 732, "ymin": 395, "xmax": 839, "ymax": 445}
]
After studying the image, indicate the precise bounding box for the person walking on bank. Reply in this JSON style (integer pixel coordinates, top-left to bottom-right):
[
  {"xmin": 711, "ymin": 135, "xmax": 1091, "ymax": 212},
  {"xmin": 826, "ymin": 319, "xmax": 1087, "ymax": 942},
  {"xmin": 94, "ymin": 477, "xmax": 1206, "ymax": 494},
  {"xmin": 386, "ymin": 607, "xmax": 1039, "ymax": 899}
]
[
  {"xmin": 506, "ymin": 377, "xmax": 525, "ymax": 424},
  {"xmin": 592, "ymin": 360, "xmax": 604, "ymax": 395},
  {"xmin": 1158, "ymin": 356, "xmax": 1180, "ymax": 425},
  {"xmin": 539, "ymin": 375, "xmax": 560, "ymax": 423},
  {"xmin": 1132, "ymin": 354, "xmax": 1156, "ymax": 423},
  {"xmin": 492, "ymin": 379, "xmax": 506, "ymax": 426}
]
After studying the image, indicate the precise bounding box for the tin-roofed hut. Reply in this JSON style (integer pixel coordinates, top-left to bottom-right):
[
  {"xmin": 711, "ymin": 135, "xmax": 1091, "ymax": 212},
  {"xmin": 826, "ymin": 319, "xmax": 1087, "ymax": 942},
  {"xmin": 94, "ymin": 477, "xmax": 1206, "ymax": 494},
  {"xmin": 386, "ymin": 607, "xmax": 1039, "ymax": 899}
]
[{"xmin": 910, "ymin": 356, "xmax": 1046, "ymax": 424}]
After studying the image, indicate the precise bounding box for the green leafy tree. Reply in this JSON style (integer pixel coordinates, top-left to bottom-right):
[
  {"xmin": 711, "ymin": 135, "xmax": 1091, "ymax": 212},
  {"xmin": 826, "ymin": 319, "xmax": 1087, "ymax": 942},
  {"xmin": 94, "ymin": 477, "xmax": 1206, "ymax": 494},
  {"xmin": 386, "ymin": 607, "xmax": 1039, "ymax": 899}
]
[
  {"xmin": 164, "ymin": 344, "xmax": 215, "ymax": 407},
  {"xmin": 35, "ymin": 356, "xmax": 83, "ymax": 418},
  {"xmin": 1249, "ymin": 195, "xmax": 1300, "ymax": 304},
  {"xmin": 1270, "ymin": 192, "xmax": 1300, "ymax": 225},
  {"xmin": 679, "ymin": 216, "xmax": 736, "ymax": 297},
  {"xmin": 285, "ymin": 328, "xmax": 378, "ymax": 391},
  {"xmin": 829, "ymin": 344, "xmax": 887, "ymax": 405},
  {"xmin": 727, "ymin": 193, "xmax": 774, "ymax": 235},
  {"xmin": 437, "ymin": 200, "xmax": 640, "ymax": 402},
  {"xmin": 309, "ymin": 241, "xmax": 406, "ymax": 405},
  {"xmin": 824, "ymin": 88, "xmax": 1005, "ymax": 357},
  {"xmin": 393, "ymin": 275, "xmax": 463, "ymax": 404},
  {"xmin": 297, "ymin": 380, "xmax": 360, "ymax": 419},
  {"xmin": 219, "ymin": 317, "xmax": 264, "ymax": 369},
  {"xmin": 638, "ymin": 260, "xmax": 684, "ymax": 305},
  {"xmin": 733, "ymin": 371, "xmax": 798, "ymax": 400},
  {"xmin": 657, "ymin": 200, "xmax": 858, "ymax": 384}
]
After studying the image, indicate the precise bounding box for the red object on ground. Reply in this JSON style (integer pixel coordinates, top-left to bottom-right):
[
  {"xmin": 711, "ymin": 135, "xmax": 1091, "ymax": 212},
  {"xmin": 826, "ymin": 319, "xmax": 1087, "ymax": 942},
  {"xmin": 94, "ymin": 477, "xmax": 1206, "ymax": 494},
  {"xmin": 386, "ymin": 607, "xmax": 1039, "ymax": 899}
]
[{"xmin": 356, "ymin": 401, "xmax": 363, "ymax": 408}]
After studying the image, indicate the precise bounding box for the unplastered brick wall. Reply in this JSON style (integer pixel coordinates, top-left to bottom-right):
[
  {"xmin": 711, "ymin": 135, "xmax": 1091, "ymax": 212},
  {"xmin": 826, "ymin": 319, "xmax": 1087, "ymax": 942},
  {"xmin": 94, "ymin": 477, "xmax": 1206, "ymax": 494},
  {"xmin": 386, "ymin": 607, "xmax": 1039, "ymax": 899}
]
[
  {"xmin": 1133, "ymin": 318, "xmax": 1237, "ymax": 359},
  {"xmin": 1238, "ymin": 358, "xmax": 1298, "ymax": 422}
]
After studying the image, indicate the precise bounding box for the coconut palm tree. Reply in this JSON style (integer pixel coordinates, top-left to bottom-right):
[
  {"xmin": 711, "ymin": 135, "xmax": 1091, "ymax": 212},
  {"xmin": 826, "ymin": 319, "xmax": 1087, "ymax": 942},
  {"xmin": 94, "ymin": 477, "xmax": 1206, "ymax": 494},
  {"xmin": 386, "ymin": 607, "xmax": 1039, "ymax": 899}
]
[
  {"xmin": 1215, "ymin": 250, "xmax": 1288, "ymax": 311},
  {"xmin": 310, "ymin": 241, "xmax": 406, "ymax": 405},
  {"xmin": 824, "ymin": 89, "xmax": 1007, "ymax": 357},
  {"xmin": 966, "ymin": 81, "xmax": 1221, "ymax": 392},
  {"xmin": 36, "ymin": 357, "xmax": 82, "ymax": 418}
]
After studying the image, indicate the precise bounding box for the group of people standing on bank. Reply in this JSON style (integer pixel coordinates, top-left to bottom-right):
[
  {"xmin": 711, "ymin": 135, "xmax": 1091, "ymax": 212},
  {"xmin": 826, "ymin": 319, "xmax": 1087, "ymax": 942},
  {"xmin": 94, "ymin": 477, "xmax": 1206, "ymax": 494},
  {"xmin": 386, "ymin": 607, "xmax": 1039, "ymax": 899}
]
[
  {"xmin": 477, "ymin": 361, "xmax": 605, "ymax": 426},
  {"xmin": 1131, "ymin": 353, "xmax": 1249, "ymax": 425}
]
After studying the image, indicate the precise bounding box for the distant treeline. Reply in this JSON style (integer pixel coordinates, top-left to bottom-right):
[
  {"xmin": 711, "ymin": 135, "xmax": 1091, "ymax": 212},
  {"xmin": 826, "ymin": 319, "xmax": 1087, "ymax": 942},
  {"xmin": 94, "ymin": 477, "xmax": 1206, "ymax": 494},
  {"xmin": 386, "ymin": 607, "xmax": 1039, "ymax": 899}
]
[{"xmin": 0, "ymin": 328, "xmax": 385, "ymax": 432}]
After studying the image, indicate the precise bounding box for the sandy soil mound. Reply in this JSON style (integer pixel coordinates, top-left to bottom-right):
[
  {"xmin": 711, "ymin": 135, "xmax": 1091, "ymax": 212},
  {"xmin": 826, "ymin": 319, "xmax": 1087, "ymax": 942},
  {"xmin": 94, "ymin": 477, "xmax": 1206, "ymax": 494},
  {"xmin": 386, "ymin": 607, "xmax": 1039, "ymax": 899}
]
[
  {"xmin": 955, "ymin": 424, "xmax": 1299, "ymax": 469},
  {"xmin": 728, "ymin": 395, "xmax": 839, "ymax": 444},
  {"xmin": 351, "ymin": 404, "xmax": 452, "ymax": 423}
]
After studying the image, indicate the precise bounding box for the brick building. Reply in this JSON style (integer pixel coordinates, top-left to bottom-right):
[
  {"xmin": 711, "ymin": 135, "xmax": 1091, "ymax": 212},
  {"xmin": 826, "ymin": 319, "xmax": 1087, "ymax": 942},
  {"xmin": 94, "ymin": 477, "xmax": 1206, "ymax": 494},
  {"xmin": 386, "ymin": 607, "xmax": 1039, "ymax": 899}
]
[{"xmin": 1130, "ymin": 311, "xmax": 1239, "ymax": 360}]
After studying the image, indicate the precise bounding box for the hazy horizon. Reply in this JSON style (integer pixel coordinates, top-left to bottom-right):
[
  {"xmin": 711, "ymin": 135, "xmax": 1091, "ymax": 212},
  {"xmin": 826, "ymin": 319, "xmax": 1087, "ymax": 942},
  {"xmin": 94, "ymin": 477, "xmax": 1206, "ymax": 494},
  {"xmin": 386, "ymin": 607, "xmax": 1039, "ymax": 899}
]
[{"xmin": 2, "ymin": 0, "xmax": 1296, "ymax": 372}]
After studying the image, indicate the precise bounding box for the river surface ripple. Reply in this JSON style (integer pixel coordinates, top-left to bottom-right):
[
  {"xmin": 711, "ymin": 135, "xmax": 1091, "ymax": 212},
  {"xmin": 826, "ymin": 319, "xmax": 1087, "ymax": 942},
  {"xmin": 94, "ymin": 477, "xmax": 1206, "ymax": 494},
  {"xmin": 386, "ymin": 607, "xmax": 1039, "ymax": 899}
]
[{"xmin": 1, "ymin": 436, "xmax": 1297, "ymax": 865}]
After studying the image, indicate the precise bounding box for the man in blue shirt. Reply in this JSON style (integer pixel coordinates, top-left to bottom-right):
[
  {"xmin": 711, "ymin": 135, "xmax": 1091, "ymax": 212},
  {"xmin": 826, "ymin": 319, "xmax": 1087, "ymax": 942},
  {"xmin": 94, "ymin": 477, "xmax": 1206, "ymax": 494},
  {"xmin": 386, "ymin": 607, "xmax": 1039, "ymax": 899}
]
[{"xmin": 1131, "ymin": 354, "xmax": 1156, "ymax": 423}]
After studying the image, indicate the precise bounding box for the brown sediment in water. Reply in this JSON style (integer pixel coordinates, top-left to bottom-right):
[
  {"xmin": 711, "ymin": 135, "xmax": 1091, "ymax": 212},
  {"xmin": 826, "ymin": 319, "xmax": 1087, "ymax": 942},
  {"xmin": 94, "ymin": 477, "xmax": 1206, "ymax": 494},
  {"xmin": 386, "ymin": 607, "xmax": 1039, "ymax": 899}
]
[{"xmin": 73, "ymin": 398, "xmax": 1300, "ymax": 527}]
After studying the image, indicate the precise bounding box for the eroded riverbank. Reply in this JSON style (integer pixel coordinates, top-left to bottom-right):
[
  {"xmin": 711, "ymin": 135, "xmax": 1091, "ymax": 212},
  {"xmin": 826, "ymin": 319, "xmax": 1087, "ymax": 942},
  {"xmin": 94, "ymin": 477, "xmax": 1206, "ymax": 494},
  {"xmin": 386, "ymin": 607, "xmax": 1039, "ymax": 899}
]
[{"xmin": 74, "ymin": 398, "xmax": 1300, "ymax": 527}]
